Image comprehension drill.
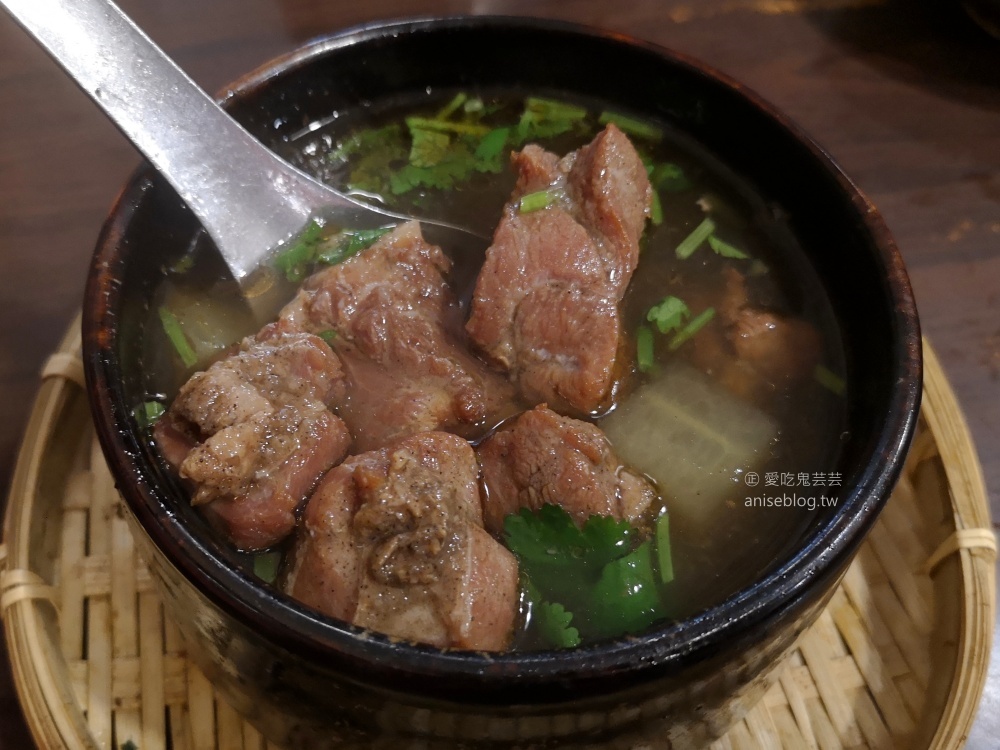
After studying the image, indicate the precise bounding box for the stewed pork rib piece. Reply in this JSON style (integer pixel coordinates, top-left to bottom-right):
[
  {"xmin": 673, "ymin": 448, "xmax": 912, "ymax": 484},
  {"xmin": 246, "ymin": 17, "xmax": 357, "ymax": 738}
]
[
  {"xmin": 285, "ymin": 431, "xmax": 519, "ymax": 651},
  {"xmin": 153, "ymin": 329, "xmax": 351, "ymax": 550},
  {"xmin": 476, "ymin": 405, "xmax": 657, "ymax": 534},
  {"xmin": 279, "ymin": 221, "xmax": 518, "ymax": 450},
  {"xmin": 466, "ymin": 124, "xmax": 652, "ymax": 414},
  {"xmin": 689, "ymin": 266, "xmax": 823, "ymax": 402}
]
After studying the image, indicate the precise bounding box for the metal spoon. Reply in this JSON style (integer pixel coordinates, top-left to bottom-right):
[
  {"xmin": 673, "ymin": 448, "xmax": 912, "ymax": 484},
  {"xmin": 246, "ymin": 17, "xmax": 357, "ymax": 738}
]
[{"xmin": 1, "ymin": 0, "xmax": 471, "ymax": 285}]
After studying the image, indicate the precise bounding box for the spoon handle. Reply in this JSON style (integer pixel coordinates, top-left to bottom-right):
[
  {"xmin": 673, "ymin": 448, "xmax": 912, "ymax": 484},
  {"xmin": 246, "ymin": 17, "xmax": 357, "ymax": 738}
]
[{"xmin": 1, "ymin": 0, "xmax": 352, "ymax": 279}]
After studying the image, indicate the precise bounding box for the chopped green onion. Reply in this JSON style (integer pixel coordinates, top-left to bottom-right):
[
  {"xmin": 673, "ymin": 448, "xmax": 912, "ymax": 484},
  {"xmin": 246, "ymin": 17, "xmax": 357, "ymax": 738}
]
[
  {"xmin": 316, "ymin": 227, "xmax": 392, "ymax": 266},
  {"xmin": 142, "ymin": 400, "xmax": 165, "ymax": 423},
  {"xmin": 708, "ymin": 235, "xmax": 750, "ymax": 260},
  {"xmin": 133, "ymin": 400, "xmax": 165, "ymax": 429},
  {"xmin": 649, "ymin": 190, "xmax": 663, "ymax": 226},
  {"xmin": 524, "ymin": 97, "xmax": 587, "ymax": 121},
  {"xmin": 253, "ymin": 551, "xmax": 282, "ymax": 584},
  {"xmin": 158, "ymin": 307, "xmax": 198, "ymax": 368},
  {"xmin": 675, "ymin": 217, "xmax": 716, "ymax": 259},
  {"xmin": 815, "ymin": 365, "xmax": 846, "ymax": 396},
  {"xmin": 463, "ymin": 97, "xmax": 484, "ymax": 114},
  {"xmin": 317, "ymin": 330, "xmax": 338, "ymax": 344},
  {"xmin": 404, "ymin": 116, "xmax": 490, "ymax": 137},
  {"xmin": 669, "ymin": 307, "xmax": 715, "ymax": 350},
  {"xmin": 435, "ymin": 92, "xmax": 468, "ymax": 120},
  {"xmin": 598, "ymin": 110, "xmax": 663, "ymax": 142},
  {"xmin": 519, "ymin": 188, "xmax": 563, "ymax": 213},
  {"xmin": 646, "ymin": 296, "xmax": 690, "ymax": 334},
  {"xmin": 749, "ymin": 259, "xmax": 770, "ymax": 277},
  {"xmin": 636, "ymin": 325, "xmax": 656, "ymax": 372},
  {"xmin": 654, "ymin": 513, "xmax": 674, "ymax": 585}
]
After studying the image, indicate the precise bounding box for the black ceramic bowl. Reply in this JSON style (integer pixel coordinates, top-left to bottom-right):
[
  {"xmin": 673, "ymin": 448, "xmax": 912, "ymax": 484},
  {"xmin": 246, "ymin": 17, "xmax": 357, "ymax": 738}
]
[{"xmin": 83, "ymin": 17, "xmax": 921, "ymax": 749}]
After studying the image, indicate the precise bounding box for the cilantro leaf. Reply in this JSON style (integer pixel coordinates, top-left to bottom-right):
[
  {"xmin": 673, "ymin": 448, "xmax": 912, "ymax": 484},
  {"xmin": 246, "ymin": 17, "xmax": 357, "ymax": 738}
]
[
  {"xmin": 650, "ymin": 162, "xmax": 691, "ymax": 192},
  {"xmin": 578, "ymin": 514, "xmax": 635, "ymax": 566},
  {"xmin": 505, "ymin": 504, "xmax": 671, "ymax": 646},
  {"xmin": 408, "ymin": 127, "xmax": 451, "ymax": 168},
  {"xmin": 504, "ymin": 504, "xmax": 584, "ymax": 566},
  {"xmin": 274, "ymin": 219, "xmax": 326, "ymax": 281},
  {"xmin": 389, "ymin": 141, "xmax": 479, "ymax": 194},
  {"xmin": 474, "ymin": 127, "xmax": 510, "ymax": 173},
  {"xmin": 504, "ymin": 505, "xmax": 634, "ymax": 575},
  {"xmin": 535, "ymin": 601, "xmax": 581, "ymax": 648},
  {"xmin": 514, "ymin": 97, "xmax": 587, "ymax": 144},
  {"xmin": 646, "ymin": 296, "xmax": 690, "ymax": 334},
  {"xmin": 344, "ymin": 124, "xmax": 409, "ymax": 195},
  {"xmin": 587, "ymin": 541, "xmax": 664, "ymax": 637},
  {"xmin": 504, "ymin": 505, "xmax": 635, "ymax": 612},
  {"xmin": 332, "ymin": 123, "xmax": 405, "ymax": 163}
]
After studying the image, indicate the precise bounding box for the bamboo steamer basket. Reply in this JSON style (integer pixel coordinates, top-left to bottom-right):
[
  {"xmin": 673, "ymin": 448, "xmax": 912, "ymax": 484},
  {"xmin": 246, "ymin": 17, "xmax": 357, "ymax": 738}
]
[{"xmin": 1, "ymin": 319, "xmax": 995, "ymax": 749}]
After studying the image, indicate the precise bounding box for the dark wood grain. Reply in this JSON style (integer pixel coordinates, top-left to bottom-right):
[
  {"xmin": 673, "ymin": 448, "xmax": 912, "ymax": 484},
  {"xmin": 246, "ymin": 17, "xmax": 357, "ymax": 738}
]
[{"xmin": 1, "ymin": 0, "xmax": 997, "ymax": 747}]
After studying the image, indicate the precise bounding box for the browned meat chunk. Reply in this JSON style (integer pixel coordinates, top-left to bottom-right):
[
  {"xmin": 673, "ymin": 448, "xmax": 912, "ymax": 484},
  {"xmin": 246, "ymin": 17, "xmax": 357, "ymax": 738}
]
[
  {"xmin": 279, "ymin": 221, "xmax": 517, "ymax": 449},
  {"xmin": 153, "ymin": 331, "xmax": 351, "ymax": 550},
  {"xmin": 285, "ymin": 432, "xmax": 519, "ymax": 651},
  {"xmin": 477, "ymin": 405, "xmax": 656, "ymax": 534},
  {"xmin": 466, "ymin": 124, "xmax": 651, "ymax": 414},
  {"xmin": 690, "ymin": 268, "xmax": 823, "ymax": 401}
]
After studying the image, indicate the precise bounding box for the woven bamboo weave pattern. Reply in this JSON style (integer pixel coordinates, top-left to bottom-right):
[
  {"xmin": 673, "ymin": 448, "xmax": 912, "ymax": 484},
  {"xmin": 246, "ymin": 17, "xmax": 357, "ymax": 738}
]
[{"xmin": 1, "ymin": 325, "xmax": 994, "ymax": 750}]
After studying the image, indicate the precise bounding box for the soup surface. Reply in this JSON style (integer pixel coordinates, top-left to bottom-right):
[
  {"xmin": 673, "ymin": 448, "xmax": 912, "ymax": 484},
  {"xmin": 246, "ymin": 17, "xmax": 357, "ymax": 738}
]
[{"xmin": 139, "ymin": 89, "xmax": 847, "ymax": 650}]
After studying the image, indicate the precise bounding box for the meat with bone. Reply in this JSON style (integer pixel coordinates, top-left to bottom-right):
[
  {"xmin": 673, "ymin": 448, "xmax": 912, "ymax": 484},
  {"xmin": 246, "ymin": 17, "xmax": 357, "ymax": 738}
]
[
  {"xmin": 153, "ymin": 329, "xmax": 351, "ymax": 551},
  {"xmin": 279, "ymin": 221, "xmax": 518, "ymax": 450},
  {"xmin": 477, "ymin": 405, "xmax": 656, "ymax": 534},
  {"xmin": 466, "ymin": 124, "xmax": 652, "ymax": 414},
  {"xmin": 285, "ymin": 431, "xmax": 519, "ymax": 651}
]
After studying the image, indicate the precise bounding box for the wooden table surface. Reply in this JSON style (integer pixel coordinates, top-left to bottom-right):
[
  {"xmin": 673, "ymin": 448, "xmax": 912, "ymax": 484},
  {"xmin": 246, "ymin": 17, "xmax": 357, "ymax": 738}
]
[{"xmin": 1, "ymin": 0, "xmax": 998, "ymax": 747}]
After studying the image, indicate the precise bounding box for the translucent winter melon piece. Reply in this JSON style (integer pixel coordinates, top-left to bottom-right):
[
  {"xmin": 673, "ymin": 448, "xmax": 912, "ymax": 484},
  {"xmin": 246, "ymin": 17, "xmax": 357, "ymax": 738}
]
[
  {"xmin": 161, "ymin": 286, "xmax": 256, "ymax": 367},
  {"xmin": 603, "ymin": 364, "xmax": 778, "ymax": 520}
]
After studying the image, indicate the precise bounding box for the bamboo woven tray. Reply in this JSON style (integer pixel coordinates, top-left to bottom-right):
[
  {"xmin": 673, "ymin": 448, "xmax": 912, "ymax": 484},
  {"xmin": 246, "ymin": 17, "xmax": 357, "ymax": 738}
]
[{"xmin": 1, "ymin": 320, "xmax": 995, "ymax": 750}]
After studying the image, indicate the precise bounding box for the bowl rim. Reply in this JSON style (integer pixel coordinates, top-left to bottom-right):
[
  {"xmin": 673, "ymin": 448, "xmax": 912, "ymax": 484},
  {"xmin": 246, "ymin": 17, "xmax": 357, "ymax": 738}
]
[{"xmin": 83, "ymin": 14, "xmax": 922, "ymax": 695}]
